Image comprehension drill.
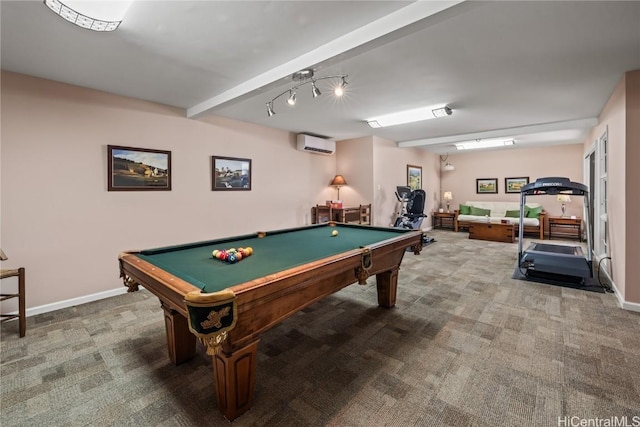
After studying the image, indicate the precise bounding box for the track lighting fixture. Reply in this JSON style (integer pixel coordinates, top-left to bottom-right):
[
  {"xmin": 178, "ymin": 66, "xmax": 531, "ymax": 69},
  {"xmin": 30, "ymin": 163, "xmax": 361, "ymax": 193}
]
[{"xmin": 266, "ymin": 69, "xmax": 348, "ymax": 117}]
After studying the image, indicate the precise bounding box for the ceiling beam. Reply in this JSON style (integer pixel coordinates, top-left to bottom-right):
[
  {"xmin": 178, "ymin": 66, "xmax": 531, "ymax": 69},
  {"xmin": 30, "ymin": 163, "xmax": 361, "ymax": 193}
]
[
  {"xmin": 186, "ymin": 0, "xmax": 464, "ymax": 119},
  {"xmin": 397, "ymin": 118, "xmax": 599, "ymax": 147}
]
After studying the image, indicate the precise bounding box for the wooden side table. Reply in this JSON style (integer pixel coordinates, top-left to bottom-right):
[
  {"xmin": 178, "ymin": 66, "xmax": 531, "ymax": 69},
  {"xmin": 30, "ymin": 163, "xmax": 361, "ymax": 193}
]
[
  {"xmin": 548, "ymin": 217, "xmax": 582, "ymax": 241},
  {"xmin": 432, "ymin": 211, "xmax": 455, "ymax": 230}
]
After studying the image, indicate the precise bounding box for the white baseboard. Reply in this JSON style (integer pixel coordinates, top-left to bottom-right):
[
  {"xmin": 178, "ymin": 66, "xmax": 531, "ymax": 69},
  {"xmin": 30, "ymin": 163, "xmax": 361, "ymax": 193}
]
[
  {"xmin": 25, "ymin": 286, "xmax": 130, "ymax": 317},
  {"xmin": 621, "ymin": 299, "xmax": 640, "ymax": 312},
  {"xmin": 595, "ymin": 262, "xmax": 640, "ymax": 313}
]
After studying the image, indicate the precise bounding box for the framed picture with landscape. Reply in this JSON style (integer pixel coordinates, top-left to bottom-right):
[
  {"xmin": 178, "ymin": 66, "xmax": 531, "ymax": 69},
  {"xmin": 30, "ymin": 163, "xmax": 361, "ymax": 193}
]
[
  {"xmin": 107, "ymin": 145, "xmax": 171, "ymax": 191},
  {"xmin": 476, "ymin": 178, "xmax": 498, "ymax": 194},
  {"xmin": 505, "ymin": 176, "xmax": 529, "ymax": 193},
  {"xmin": 407, "ymin": 164, "xmax": 422, "ymax": 190},
  {"xmin": 212, "ymin": 156, "xmax": 252, "ymax": 191}
]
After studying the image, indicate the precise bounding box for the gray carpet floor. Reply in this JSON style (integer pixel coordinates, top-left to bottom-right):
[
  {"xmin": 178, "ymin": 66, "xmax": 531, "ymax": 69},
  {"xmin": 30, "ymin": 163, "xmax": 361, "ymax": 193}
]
[{"xmin": 1, "ymin": 230, "xmax": 639, "ymax": 426}]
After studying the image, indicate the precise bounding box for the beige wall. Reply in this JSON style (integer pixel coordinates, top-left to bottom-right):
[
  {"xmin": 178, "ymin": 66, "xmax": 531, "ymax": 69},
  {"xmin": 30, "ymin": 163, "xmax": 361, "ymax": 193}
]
[
  {"xmin": 335, "ymin": 136, "xmax": 374, "ymax": 208},
  {"xmin": 625, "ymin": 71, "xmax": 640, "ymax": 303},
  {"xmin": 439, "ymin": 145, "xmax": 585, "ymax": 219},
  {"xmin": 373, "ymin": 137, "xmax": 438, "ymax": 227},
  {"xmin": 1, "ymin": 72, "xmax": 343, "ymax": 310},
  {"xmin": 583, "ymin": 70, "xmax": 640, "ymax": 307}
]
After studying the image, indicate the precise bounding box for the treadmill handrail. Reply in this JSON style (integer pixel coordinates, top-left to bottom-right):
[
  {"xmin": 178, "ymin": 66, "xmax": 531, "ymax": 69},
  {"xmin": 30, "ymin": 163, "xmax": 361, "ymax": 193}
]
[{"xmin": 520, "ymin": 176, "xmax": 588, "ymax": 196}]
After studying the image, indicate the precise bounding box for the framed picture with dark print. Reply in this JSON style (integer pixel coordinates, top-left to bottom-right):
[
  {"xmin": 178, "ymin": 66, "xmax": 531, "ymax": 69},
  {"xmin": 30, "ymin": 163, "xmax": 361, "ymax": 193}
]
[
  {"xmin": 505, "ymin": 177, "xmax": 529, "ymax": 193},
  {"xmin": 107, "ymin": 145, "xmax": 171, "ymax": 191},
  {"xmin": 407, "ymin": 164, "xmax": 422, "ymax": 190},
  {"xmin": 476, "ymin": 178, "xmax": 498, "ymax": 194},
  {"xmin": 212, "ymin": 156, "xmax": 252, "ymax": 191}
]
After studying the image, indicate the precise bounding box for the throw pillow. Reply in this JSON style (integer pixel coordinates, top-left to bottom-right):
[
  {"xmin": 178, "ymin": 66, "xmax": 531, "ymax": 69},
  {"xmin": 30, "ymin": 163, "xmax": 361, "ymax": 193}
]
[
  {"xmin": 459, "ymin": 204, "xmax": 471, "ymax": 215},
  {"xmin": 505, "ymin": 209, "xmax": 520, "ymax": 218},
  {"xmin": 470, "ymin": 206, "xmax": 491, "ymax": 216},
  {"xmin": 525, "ymin": 205, "xmax": 542, "ymax": 219}
]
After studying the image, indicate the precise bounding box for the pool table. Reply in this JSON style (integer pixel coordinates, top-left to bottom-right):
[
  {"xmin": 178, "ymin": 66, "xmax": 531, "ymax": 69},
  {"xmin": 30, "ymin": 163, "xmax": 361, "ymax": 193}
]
[{"xmin": 118, "ymin": 222, "xmax": 422, "ymax": 420}]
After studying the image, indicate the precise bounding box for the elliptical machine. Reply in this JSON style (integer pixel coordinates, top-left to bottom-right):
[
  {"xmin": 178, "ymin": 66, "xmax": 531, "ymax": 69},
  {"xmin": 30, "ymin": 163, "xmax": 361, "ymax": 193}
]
[{"xmin": 393, "ymin": 186, "xmax": 434, "ymax": 244}]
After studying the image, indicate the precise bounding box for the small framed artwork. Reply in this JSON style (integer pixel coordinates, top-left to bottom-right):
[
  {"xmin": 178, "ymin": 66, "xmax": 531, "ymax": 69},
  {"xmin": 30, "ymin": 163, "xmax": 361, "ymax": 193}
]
[
  {"xmin": 505, "ymin": 177, "xmax": 529, "ymax": 193},
  {"xmin": 212, "ymin": 156, "xmax": 251, "ymax": 191},
  {"xmin": 407, "ymin": 164, "xmax": 422, "ymax": 190},
  {"xmin": 107, "ymin": 145, "xmax": 171, "ymax": 191},
  {"xmin": 476, "ymin": 178, "xmax": 498, "ymax": 194}
]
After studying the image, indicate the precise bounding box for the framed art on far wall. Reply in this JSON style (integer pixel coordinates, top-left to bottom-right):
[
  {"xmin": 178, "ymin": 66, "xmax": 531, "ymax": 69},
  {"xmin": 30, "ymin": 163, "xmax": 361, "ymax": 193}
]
[
  {"xmin": 476, "ymin": 178, "xmax": 498, "ymax": 194},
  {"xmin": 505, "ymin": 177, "xmax": 529, "ymax": 193},
  {"xmin": 407, "ymin": 164, "xmax": 422, "ymax": 190},
  {"xmin": 107, "ymin": 145, "xmax": 171, "ymax": 191},
  {"xmin": 212, "ymin": 156, "xmax": 252, "ymax": 191}
]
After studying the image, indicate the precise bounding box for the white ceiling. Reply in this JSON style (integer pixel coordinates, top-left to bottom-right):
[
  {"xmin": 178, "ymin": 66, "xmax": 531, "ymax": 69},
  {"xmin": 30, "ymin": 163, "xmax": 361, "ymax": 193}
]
[{"xmin": 2, "ymin": 1, "xmax": 639, "ymax": 154}]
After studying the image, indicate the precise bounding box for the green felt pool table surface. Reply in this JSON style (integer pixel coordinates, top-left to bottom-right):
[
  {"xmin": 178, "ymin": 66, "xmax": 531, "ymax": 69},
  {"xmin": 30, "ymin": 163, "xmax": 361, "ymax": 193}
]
[{"xmin": 137, "ymin": 223, "xmax": 412, "ymax": 293}]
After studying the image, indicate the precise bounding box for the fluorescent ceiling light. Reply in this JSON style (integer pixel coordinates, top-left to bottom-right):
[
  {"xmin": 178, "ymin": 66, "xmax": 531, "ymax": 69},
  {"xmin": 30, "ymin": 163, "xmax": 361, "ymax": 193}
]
[
  {"xmin": 44, "ymin": 0, "xmax": 132, "ymax": 32},
  {"xmin": 455, "ymin": 138, "xmax": 515, "ymax": 150},
  {"xmin": 366, "ymin": 105, "xmax": 452, "ymax": 128}
]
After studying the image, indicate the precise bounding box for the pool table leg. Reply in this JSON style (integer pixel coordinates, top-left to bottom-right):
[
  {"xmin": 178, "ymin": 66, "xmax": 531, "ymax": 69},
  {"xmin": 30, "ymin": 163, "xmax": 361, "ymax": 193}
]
[
  {"xmin": 376, "ymin": 267, "xmax": 399, "ymax": 308},
  {"xmin": 213, "ymin": 339, "xmax": 259, "ymax": 421},
  {"xmin": 160, "ymin": 302, "xmax": 196, "ymax": 365}
]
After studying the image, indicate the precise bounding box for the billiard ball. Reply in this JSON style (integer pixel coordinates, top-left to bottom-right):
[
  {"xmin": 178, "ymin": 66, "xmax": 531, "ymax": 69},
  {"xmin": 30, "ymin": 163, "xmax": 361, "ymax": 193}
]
[
  {"xmin": 212, "ymin": 250, "xmax": 219, "ymax": 258},
  {"xmin": 332, "ymin": 230, "xmax": 338, "ymax": 236}
]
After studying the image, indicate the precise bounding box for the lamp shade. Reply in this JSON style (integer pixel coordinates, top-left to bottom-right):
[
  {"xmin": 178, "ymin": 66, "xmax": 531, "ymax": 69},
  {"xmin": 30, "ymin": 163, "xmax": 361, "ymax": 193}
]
[
  {"xmin": 443, "ymin": 162, "xmax": 455, "ymax": 171},
  {"xmin": 443, "ymin": 191, "xmax": 453, "ymax": 200},
  {"xmin": 330, "ymin": 175, "xmax": 347, "ymax": 187}
]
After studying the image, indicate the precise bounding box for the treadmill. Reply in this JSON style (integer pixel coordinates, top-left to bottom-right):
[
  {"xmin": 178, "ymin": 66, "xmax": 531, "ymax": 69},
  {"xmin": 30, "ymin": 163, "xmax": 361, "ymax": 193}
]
[{"xmin": 518, "ymin": 177, "xmax": 593, "ymax": 284}]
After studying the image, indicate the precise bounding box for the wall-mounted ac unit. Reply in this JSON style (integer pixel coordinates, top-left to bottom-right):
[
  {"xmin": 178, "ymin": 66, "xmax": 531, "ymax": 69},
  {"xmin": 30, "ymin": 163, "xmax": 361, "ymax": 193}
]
[{"xmin": 296, "ymin": 134, "xmax": 336, "ymax": 155}]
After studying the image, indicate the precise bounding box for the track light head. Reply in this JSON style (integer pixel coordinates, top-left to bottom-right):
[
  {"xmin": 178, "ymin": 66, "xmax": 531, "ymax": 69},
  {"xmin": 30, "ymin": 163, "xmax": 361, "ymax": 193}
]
[
  {"xmin": 312, "ymin": 81, "xmax": 321, "ymax": 98},
  {"xmin": 266, "ymin": 102, "xmax": 275, "ymax": 116},
  {"xmin": 334, "ymin": 77, "xmax": 348, "ymax": 97},
  {"xmin": 287, "ymin": 91, "xmax": 296, "ymax": 106}
]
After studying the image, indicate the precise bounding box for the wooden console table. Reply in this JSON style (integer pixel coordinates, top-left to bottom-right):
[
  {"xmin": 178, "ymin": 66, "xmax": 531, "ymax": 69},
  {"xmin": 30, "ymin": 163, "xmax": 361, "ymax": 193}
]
[
  {"xmin": 432, "ymin": 211, "xmax": 455, "ymax": 230},
  {"xmin": 312, "ymin": 206, "xmax": 371, "ymax": 224},
  {"xmin": 468, "ymin": 222, "xmax": 515, "ymax": 243},
  {"xmin": 548, "ymin": 217, "xmax": 582, "ymax": 241}
]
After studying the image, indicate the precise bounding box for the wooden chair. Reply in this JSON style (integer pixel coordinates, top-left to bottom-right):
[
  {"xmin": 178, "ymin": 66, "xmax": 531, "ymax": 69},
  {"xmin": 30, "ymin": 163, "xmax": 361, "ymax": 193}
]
[
  {"xmin": 1, "ymin": 249, "xmax": 26, "ymax": 337},
  {"xmin": 314, "ymin": 205, "xmax": 333, "ymax": 223},
  {"xmin": 358, "ymin": 204, "xmax": 372, "ymax": 224}
]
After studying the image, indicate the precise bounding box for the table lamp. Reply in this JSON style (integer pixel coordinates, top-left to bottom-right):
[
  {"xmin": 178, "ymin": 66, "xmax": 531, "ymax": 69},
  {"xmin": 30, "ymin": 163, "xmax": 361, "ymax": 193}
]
[
  {"xmin": 330, "ymin": 175, "xmax": 347, "ymax": 201},
  {"xmin": 557, "ymin": 194, "xmax": 571, "ymax": 217},
  {"xmin": 443, "ymin": 191, "xmax": 453, "ymax": 212}
]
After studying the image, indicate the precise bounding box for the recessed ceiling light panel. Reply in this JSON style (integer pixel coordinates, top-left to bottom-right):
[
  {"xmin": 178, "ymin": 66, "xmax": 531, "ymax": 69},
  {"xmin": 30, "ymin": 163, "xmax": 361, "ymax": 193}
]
[
  {"xmin": 455, "ymin": 139, "xmax": 515, "ymax": 150},
  {"xmin": 366, "ymin": 104, "xmax": 452, "ymax": 128}
]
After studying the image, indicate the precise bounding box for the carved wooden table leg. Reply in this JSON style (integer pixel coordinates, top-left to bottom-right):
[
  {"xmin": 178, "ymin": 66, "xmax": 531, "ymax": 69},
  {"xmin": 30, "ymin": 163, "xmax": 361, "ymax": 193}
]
[
  {"xmin": 160, "ymin": 301, "xmax": 196, "ymax": 365},
  {"xmin": 213, "ymin": 339, "xmax": 259, "ymax": 421},
  {"xmin": 375, "ymin": 267, "xmax": 399, "ymax": 308}
]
